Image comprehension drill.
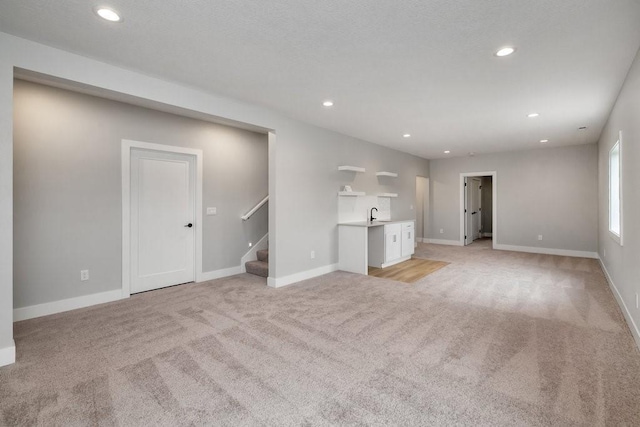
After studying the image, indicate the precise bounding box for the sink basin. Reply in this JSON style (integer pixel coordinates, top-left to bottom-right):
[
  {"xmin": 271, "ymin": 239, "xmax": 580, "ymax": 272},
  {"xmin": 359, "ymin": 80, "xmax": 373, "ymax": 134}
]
[{"xmin": 369, "ymin": 220, "xmax": 391, "ymax": 225}]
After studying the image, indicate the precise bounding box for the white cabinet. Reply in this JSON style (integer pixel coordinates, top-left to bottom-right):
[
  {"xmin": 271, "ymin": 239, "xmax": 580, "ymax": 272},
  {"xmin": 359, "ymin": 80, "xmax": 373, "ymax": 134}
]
[
  {"xmin": 367, "ymin": 221, "xmax": 414, "ymax": 269},
  {"xmin": 384, "ymin": 223, "xmax": 402, "ymax": 262},
  {"xmin": 401, "ymin": 222, "xmax": 415, "ymax": 257}
]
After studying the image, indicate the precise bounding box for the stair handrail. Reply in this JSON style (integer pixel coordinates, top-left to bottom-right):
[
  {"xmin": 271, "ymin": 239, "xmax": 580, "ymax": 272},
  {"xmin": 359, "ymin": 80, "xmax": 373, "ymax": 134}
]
[{"xmin": 241, "ymin": 195, "xmax": 268, "ymax": 221}]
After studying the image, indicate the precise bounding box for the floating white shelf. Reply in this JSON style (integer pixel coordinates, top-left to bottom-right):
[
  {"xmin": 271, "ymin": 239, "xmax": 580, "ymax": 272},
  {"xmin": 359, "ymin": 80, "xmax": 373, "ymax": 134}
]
[
  {"xmin": 376, "ymin": 171, "xmax": 398, "ymax": 177},
  {"xmin": 338, "ymin": 191, "xmax": 366, "ymax": 196},
  {"xmin": 378, "ymin": 193, "xmax": 398, "ymax": 198},
  {"xmin": 338, "ymin": 165, "xmax": 366, "ymax": 173}
]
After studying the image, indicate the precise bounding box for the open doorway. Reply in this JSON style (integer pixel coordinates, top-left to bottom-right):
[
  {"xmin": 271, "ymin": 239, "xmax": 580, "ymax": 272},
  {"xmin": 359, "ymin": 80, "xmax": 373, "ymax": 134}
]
[
  {"xmin": 415, "ymin": 176, "xmax": 429, "ymax": 244},
  {"xmin": 459, "ymin": 172, "xmax": 497, "ymax": 248}
]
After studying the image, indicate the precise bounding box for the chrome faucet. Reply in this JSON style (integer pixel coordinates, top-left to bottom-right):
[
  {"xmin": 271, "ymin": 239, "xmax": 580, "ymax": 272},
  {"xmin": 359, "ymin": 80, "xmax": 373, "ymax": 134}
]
[{"xmin": 370, "ymin": 207, "xmax": 378, "ymax": 222}]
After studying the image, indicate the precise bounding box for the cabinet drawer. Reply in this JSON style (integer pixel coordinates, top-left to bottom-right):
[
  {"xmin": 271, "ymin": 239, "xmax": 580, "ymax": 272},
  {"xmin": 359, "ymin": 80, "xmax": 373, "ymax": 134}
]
[
  {"xmin": 384, "ymin": 223, "xmax": 402, "ymax": 234},
  {"xmin": 402, "ymin": 222, "xmax": 414, "ymax": 230}
]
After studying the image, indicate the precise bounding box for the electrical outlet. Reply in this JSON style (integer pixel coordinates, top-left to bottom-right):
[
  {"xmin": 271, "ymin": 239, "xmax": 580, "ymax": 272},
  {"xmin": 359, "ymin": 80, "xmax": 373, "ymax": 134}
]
[
  {"xmin": 310, "ymin": 250, "xmax": 315, "ymax": 259},
  {"xmin": 440, "ymin": 229, "xmax": 444, "ymax": 234},
  {"xmin": 80, "ymin": 270, "xmax": 89, "ymax": 281},
  {"xmin": 538, "ymin": 235, "xmax": 543, "ymax": 241},
  {"xmin": 206, "ymin": 207, "xmax": 217, "ymax": 216}
]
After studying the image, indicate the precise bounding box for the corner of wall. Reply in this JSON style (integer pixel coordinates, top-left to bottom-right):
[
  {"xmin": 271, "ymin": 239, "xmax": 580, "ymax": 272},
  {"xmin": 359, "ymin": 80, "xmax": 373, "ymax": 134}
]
[
  {"xmin": 268, "ymin": 263, "xmax": 339, "ymax": 288},
  {"xmin": 0, "ymin": 340, "xmax": 16, "ymax": 367}
]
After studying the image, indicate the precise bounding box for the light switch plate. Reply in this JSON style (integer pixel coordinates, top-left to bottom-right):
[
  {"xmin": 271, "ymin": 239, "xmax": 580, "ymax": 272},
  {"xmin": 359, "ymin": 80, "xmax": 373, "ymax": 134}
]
[{"xmin": 206, "ymin": 207, "xmax": 217, "ymax": 216}]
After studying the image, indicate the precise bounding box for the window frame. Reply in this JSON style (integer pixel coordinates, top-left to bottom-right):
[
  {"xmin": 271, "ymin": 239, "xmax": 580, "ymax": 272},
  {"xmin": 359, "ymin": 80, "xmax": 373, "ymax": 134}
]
[{"xmin": 608, "ymin": 131, "xmax": 623, "ymax": 246}]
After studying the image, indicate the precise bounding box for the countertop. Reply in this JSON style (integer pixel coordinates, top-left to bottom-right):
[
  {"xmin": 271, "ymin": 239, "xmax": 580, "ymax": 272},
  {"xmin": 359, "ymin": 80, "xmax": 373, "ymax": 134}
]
[{"xmin": 338, "ymin": 219, "xmax": 415, "ymax": 228}]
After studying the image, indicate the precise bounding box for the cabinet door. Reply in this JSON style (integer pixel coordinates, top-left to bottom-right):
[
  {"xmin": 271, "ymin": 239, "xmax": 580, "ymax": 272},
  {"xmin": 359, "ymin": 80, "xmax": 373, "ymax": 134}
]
[
  {"xmin": 384, "ymin": 224, "xmax": 402, "ymax": 262},
  {"xmin": 401, "ymin": 223, "xmax": 415, "ymax": 257}
]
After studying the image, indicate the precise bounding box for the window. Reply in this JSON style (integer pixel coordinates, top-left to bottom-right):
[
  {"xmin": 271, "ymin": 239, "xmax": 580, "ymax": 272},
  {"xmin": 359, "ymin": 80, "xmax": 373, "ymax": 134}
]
[{"xmin": 609, "ymin": 133, "xmax": 622, "ymax": 245}]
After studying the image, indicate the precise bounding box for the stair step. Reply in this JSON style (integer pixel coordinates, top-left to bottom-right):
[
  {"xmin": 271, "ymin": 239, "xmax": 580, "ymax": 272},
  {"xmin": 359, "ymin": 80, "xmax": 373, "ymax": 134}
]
[
  {"xmin": 257, "ymin": 249, "xmax": 269, "ymax": 262},
  {"xmin": 245, "ymin": 260, "xmax": 268, "ymax": 278}
]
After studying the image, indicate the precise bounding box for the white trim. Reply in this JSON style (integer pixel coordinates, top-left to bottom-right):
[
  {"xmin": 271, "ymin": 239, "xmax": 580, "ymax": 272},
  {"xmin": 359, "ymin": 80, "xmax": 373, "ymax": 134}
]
[
  {"xmin": 240, "ymin": 233, "xmax": 269, "ymax": 273},
  {"xmin": 0, "ymin": 341, "xmax": 16, "ymax": 367},
  {"xmin": 268, "ymin": 263, "xmax": 339, "ymax": 288},
  {"xmin": 599, "ymin": 258, "xmax": 640, "ymax": 351},
  {"xmin": 494, "ymin": 244, "xmax": 598, "ymax": 259},
  {"xmin": 482, "ymin": 232, "xmax": 493, "ymax": 237},
  {"xmin": 460, "ymin": 171, "xmax": 497, "ymax": 248},
  {"xmin": 199, "ymin": 265, "xmax": 243, "ymax": 282},
  {"xmin": 381, "ymin": 255, "xmax": 411, "ymax": 268},
  {"xmin": 121, "ymin": 140, "xmax": 204, "ymax": 297},
  {"xmin": 13, "ymin": 289, "xmax": 125, "ymax": 322},
  {"xmin": 425, "ymin": 239, "xmax": 463, "ymax": 246}
]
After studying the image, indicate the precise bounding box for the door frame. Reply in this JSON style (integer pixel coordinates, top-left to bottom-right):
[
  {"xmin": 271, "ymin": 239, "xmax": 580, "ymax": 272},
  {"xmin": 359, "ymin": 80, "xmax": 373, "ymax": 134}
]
[
  {"xmin": 122, "ymin": 139, "xmax": 203, "ymax": 297},
  {"xmin": 459, "ymin": 171, "xmax": 497, "ymax": 248}
]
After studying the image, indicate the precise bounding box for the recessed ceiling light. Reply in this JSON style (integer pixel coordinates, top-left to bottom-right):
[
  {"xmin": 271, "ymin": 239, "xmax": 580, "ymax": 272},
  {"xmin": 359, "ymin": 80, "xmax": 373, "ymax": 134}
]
[
  {"xmin": 540, "ymin": 139, "xmax": 549, "ymax": 144},
  {"xmin": 322, "ymin": 100, "xmax": 334, "ymax": 107},
  {"xmin": 444, "ymin": 150, "xmax": 450, "ymax": 154},
  {"xmin": 403, "ymin": 134, "xmax": 411, "ymax": 138},
  {"xmin": 95, "ymin": 7, "xmax": 122, "ymax": 22},
  {"xmin": 495, "ymin": 47, "xmax": 516, "ymax": 57},
  {"xmin": 527, "ymin": 113, "xmax": 540, "ymax": 118}
]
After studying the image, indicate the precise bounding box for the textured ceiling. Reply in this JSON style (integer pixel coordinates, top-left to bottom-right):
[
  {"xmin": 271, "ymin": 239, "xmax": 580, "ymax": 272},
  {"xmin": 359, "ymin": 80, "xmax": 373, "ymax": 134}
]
[{"xmin": 1, "ymin": 0, "xmax": 640, "ymax": 158}]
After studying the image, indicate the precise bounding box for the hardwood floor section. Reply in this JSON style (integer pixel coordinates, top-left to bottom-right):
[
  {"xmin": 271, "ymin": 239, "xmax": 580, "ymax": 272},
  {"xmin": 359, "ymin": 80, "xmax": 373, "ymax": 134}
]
[{"xmin": 368, "ymin": 257, "xmax": 450, "ymax": 283}]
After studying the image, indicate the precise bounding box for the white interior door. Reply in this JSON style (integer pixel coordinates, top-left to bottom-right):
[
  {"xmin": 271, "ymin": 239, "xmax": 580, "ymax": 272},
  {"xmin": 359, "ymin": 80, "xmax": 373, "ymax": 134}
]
[
  {"xmin": 470, "ymin": 178, "xmax": 481, "ymax": 241},
  {"xmin": 465, "ymin": 178, "xmax": 472, "ymax": 245},
  {"xmin": 130, "ymin": 148, "xmax": 195, "ymax": 293},
  {"xmin": 465, "ymin": 177, "xmax": 481, "ymax": 245}
]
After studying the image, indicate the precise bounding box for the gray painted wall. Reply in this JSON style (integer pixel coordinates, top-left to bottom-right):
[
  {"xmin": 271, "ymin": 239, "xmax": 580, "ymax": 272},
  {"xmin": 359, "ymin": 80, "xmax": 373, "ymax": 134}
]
[
  {"xmin": 277, "ymin": 122, "xmax": 430, "ymax": 276},
  {"xmin": 597, "ymin": 47, "xmax": 640, "ymax": 341},
  {"xmin": 481, "ymin": 176, "xmax": 493, "ymax": 233},
  {"xmin": 429, "ymin": 144, "xmax": 598, "ymax": 252},
  {"xmin": 13, "ymin": 80, "xmax": 268, "ymax": 308}
]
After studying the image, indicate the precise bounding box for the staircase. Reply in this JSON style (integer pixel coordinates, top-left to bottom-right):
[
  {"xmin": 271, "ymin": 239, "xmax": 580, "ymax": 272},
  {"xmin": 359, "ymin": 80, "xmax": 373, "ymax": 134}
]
[{"xmin": 245, "ymin": 249, "xmax": 269, "ymax": 278}]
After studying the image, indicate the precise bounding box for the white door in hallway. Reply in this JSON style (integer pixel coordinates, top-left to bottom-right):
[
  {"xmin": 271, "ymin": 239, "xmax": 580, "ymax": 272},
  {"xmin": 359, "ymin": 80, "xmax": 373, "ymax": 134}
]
[
  {"xmin": 470, "ymin": 178, "xmax": 481, "ymax": 241},
  {"xmin": 130, "ymin": 148, "xmax": 196, "ymax": 293},
  {"xmin": 464, "ymin": 177, "xmax": 481, "ymax": 245}
]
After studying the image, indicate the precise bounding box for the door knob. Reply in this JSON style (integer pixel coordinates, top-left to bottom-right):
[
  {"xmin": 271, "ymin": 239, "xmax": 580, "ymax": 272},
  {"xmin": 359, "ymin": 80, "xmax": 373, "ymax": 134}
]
[{"xmin": 185, "ymin": 223, "xmax": 193, "ymax": 228}]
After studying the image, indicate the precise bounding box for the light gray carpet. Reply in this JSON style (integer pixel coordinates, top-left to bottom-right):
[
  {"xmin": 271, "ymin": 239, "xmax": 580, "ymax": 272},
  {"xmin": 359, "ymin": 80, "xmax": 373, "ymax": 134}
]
[{"xmin": 2, "ymin": 241, "xmax": 640, "ymax": 425}]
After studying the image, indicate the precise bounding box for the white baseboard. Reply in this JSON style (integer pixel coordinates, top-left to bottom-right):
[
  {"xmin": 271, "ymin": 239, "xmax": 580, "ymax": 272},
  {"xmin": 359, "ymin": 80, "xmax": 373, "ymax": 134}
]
[
  {"xmin": 381, "ymin": 255, "xmax": 411, "ymax": 269},
  {"xmin": 599, "ymin": 258, "xmax": 640, "ymax": 351},
  {"xmin": 0, "ymin": 341, "xmax": 16, "ymax": 367},
  {"xmin": 425, "ymin": 239, "xmax": 463, "ymax": 246},
  {"xmin": 14, "ymin": 289, "xmax": 125, "ymax": 322},
  {"xmin": 494, "ymin": 244, "xmax": 598, "ymax": 259},
  {"xmin": 199, "ymin": 265, "xmax": 242, "ymax": 282},
  {"xmin": 240, "ymin": 233, "xmax": 269, "ymax": 273},
  {"xmin": 482, "ymin": 232, "xmax": 493, "ymax": 237},
  {"xmin": 268, "ymin": 263, "xmax": 339, "ymax": 288}
]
